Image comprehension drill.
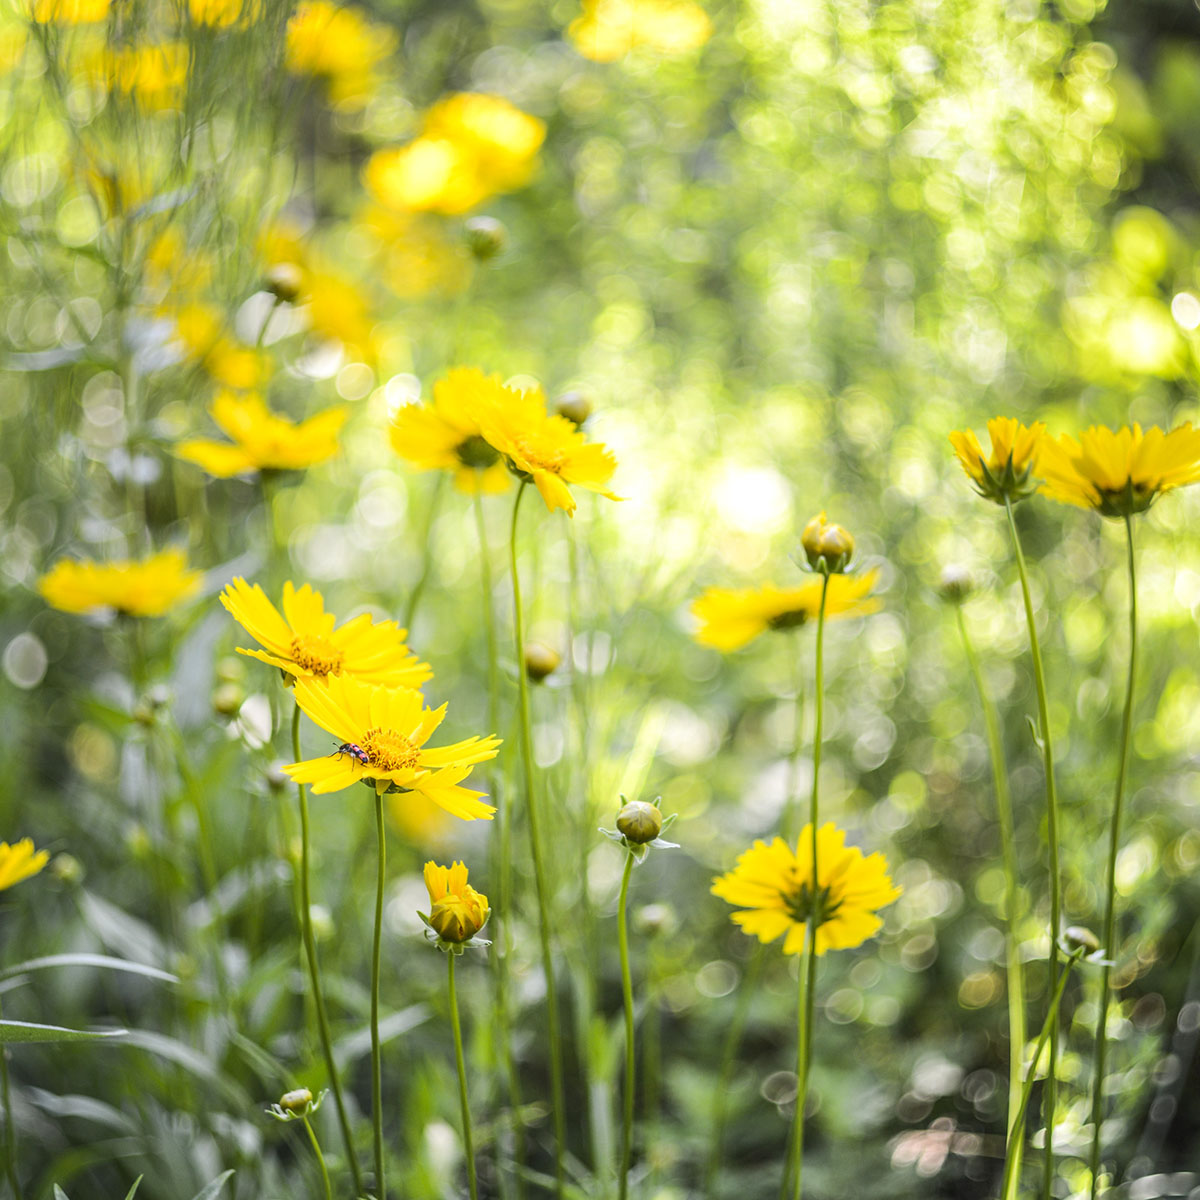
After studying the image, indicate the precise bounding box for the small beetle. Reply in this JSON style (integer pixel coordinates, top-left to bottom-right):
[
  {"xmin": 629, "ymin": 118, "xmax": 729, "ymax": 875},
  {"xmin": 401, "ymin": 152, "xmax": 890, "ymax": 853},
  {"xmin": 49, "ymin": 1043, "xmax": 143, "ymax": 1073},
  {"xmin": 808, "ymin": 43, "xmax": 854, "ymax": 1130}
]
[{"xmin": 331, "ymin": 741, "xmax": 370, "ymax": 766}]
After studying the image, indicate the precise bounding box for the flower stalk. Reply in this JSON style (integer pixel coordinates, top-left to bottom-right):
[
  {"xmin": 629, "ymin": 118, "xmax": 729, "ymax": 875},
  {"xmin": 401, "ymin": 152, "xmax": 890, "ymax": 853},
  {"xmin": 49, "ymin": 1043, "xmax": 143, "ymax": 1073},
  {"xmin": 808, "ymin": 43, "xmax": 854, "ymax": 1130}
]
[
  {"xmin": 371, "ymin": 785, "xmax": 387, "ymax": 1199},
  {"xmin": 617, "ymin": 848, "xmax": 636, "ymax": 1200},
  {"xmin": 448, "ymin": 952, "xmax": 479, "ymax": 1200}
]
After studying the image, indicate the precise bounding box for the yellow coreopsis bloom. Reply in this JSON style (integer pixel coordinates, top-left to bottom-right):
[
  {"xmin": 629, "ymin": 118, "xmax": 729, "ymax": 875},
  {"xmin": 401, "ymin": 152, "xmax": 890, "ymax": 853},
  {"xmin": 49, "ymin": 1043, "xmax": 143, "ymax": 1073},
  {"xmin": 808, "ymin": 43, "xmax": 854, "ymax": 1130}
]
[
  {"xmin": 174, "ymin": 303, "xmax": 269, "ymax": 390},
  {"xmin": 1038, "ymin": 423, "xmax": 1200, "ymax": 518},
  {"xmin": 176, "ymin": 392, "xmax": 347, "ymax": 478},
  {"xmin": 284, "ymin": 0, "xmax": 395, "ymax": 106},
  {"xmin": 89, "ymin": 42, "xmax": 189, "ymax": 110},
  {"xmin": 948, "ymin": 417, "xmax": 1045, "ymax": 505},
  {"xmin": 188, "ymin": 0, "xmax": 259, "ymax": 27},
  {"xmin": 283, "ymin": 676, "xmax": 500, "ymax": 818},
  {"xmin": 0, "ymin": 839, "xmax": 49, "ymax": 892},
  {"xmin": 712, "ymin": 823, "xmax": 901, "ymax": 956},
  {"xmin": 568, "ymin": 0, "xmax": 711, "ymax": 63},
  {"xmin": 390, "ymin": 367, "xmax": 510, "ymax": 494},
  {"xmin": 31, "ymin": 0, "xmax": 108, "ymax": 21},
  {"xmin": 690, "ymin": 572, "xmax": 880, "ymax": 652},
  {"xmin": 38, "ymin": 549, "xmax": 202, "ymax": 617},
  {"xmin": 221, "ymin": 579, "xmax": 431, "ymax": 688},
  {"xmin": 422, "ymin": 860, "xmax": 490, "ymax": 943}
]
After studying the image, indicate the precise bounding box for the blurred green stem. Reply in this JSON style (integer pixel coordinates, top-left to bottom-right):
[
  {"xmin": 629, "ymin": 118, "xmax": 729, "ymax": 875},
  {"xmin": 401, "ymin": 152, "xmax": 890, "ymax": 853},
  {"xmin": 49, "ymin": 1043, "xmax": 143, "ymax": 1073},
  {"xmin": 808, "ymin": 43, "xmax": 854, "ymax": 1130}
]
[
  {"xmin": 292, "ymin": 705, "xmax": 364, "ymax": 1198},
  {"xmin": 303, "ymin": 1115, "xmax": 333, "ymax": 1200},
  {"xmin": 448, "ymin": 952, "xmax": 479, "ymax": 1200},
  {"xmin": 1004, "ymin": 496, "xmax": 1062, "ymax": 1200},
  {"xmin": 1089, "ymin": 515, "xmax": 1138, "ymax": 1200},
  {"xmin": 617, "ymin": 850, "xmax": 636, "ymax": 1200},
  {"xmin": 371, "ymin": 786, "xmax": 387, "ymax": 1200},
  {"xmin": 402, "ymin": 473, "xmax": 447, "ymax": 632},
  {"xmin": 0, "ymin": 999, "xmax": 22, "ymax": 1200},
  {"xmin": 955, "ymin": 604, "xmax": 1026, "ymax": 1198},
  {"xmin": 509, "ymin": 480, "xmax": 567, "ymax": 1199}
]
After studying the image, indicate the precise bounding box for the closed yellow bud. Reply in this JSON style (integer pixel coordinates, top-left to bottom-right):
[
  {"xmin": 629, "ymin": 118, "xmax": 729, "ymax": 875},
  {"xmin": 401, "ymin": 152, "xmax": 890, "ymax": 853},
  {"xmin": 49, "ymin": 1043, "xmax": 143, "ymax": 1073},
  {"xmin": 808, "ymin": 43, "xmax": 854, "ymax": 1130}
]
[
  {"xmin": 524, "ymin": 641, "xmax": 561, "ymax": 682},
  {"xmin": 423, "ymin": 860, "xmax": 490, "ymax": 944},
  {"xmin": 801, "ymin": 512, "xmax": 855, "ymax": 574}
]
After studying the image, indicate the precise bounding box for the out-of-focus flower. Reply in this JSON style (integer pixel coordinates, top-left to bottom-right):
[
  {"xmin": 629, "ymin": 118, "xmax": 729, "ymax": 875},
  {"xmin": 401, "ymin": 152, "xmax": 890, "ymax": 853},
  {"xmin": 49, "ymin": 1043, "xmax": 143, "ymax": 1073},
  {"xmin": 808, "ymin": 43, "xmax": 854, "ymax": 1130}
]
[
  {"xmin": 690, "ymin": 573, "xmax": 879, "ymax": 652},
  {"xmin": 176, "ymin": 392, "xmax": 347, "ymax": 477},
  {"xmin": 38, "ymin": 549, "xmax": 203, "ymax": 617},
  {"xmin": 712, "ymin": 823, "xmax": 900, "ymax": 956},
  {"xmin": 188, "ymin": 0, "xmax": 260, "ymax": 27},
  {"xmin": 948, "ymin": 417, "xmax": 1045, "ymax": 505},
  {"xmin": 144, "ymin": 229, "xmax": 214, "ymax": 303},
  {"xmin": 31, "ymin": 0, "xmax": 109, "ymax": 22},
  {"xmin": 84, "ymin": 42, "xmax": 189, "ymax": 110},
  {"xmin": 422, "ymin": 860, "xmax": 490, "ymax": 943},
  {"xmin": 360, "ymin": 206, "xmax": 471, "ymax": 299},
  {"xmin": 221, "ymin": 578, "xmax": 432, "ymax": 688},
  {"xmin": 1038, "ymin": 423, "xmax": 1200, "ymax": 518},
  {"xmin": 0, "ymin": 839, "xmax": 50, "ymax": 892},
  {"xmin": 174, "ymin": 303, "xmax": 269, "ymax": 390},
  {"xmin": 480, "ymin": 383, "xmax": 621, "ymax": 516},
  {"xmin": 390, "ymin": 367, "xmax": 511, "ymax": 494},
  {"xmin": 568, "ymin": 0, "xmax": 711, "ymax": 63},
  {"xmin": 285, "ymin": 0, "xmax": 395, "ymax": 107},
  {"xmin": 365, "ymin": 93, "xmax": 545, "ymax": 216},
  {"xmin": 302, "ymin": 270, "xmax": 377, "ymax": 363},
  {"xmin": 523, "ymin": 641, "xmax": 560, "ymax": 682},
  {"xmin": 283, "ymin": 676, "xmax": 500, "ymax": 818}
]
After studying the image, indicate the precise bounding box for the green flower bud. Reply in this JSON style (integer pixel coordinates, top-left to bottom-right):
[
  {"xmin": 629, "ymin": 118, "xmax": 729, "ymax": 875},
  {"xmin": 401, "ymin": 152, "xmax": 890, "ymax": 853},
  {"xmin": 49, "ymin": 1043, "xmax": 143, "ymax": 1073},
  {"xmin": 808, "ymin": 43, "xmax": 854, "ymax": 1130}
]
[
  {"xmin": 464, "ymin": 216, "xmax": 507, "ymax": 261},
  {"xmin": 1063, "ymin": 925, "xmax": 1101, "ymax": 955},
  {"xmin": 938, "ymin": 564, "xmax": 973, "ymax": 604},
  {"xmin": 616, "ymin": 800, "xmax": 663, "ymax": 845},
  {"xmin": 212, "ymin": 682, "xmax": 244, "ymax": 717},
  {"xmin": 524, "ymin": 641, "xmax": 561, "ymax": 682},
  {"xmin": 555, "ymin": 392, "xmax": 593, "ymax": 426},
  {"xmin": 279, "ymin": 1088, "xmax": 313, "ymax": 1114},
  {"xmin": 264, "ymin": 262, "xmax": 304, "ymax": 304}
]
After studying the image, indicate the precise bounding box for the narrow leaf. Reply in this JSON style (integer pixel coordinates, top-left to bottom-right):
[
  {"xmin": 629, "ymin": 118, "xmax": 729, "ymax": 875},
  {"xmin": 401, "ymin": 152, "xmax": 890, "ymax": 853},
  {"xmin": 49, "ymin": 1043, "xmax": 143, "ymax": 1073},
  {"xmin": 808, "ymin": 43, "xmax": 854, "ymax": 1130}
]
[{"xmin": 0, "ymin": 1021, "xmax": 126, "ymax": 1044}]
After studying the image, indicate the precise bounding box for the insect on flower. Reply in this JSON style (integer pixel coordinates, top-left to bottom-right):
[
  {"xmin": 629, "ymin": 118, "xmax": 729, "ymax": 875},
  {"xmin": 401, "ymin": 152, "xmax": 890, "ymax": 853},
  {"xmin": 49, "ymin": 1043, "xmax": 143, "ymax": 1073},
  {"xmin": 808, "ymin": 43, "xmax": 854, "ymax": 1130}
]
[{"xmin": 331, "ymin": 741, "xmax": 370, "ymax": 766}]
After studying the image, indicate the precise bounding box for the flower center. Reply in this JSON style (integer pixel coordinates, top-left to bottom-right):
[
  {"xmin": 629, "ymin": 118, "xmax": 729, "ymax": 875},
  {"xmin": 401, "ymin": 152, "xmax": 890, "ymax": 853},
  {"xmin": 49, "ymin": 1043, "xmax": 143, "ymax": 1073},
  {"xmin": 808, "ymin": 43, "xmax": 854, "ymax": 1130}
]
[
  {"xmin": 455, "ymin": 435, "xmax": 499, "ymax": 469},
  {"xmin": 512, "ymin": 438, "xmax": 566, "ymax": 474},
  {"xmin": 290, "ymin": 635, "xmax": 345, "ymax": 676},
  {"xmin": 781, "ymin": 880, "xmax": 839, "ymax": 927},
  {"xmin": 768, "ymin": 609, "xmax": 808, "ymax": 631},
  {"xmin": 361, "ymin": 727, "xmax": 421, "ymax": 772}
]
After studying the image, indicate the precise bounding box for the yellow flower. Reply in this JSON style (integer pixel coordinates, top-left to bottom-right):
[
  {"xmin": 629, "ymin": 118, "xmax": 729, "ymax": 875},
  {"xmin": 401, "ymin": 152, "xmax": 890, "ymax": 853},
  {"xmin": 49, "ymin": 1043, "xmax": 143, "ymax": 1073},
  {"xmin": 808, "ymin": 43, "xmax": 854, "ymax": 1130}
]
[
  {"xmin": 285, "ymin": 0, "xmax": 395, "ymax": 107},
  {"xmin": 174, "ymin": 303, "xmax": 269, "ymax": 391},
  {"xmin": 85, "ymin": 42, "xmax": 189, "ymax": 110},
  {"xmin": 0, "ymin": 839, "xmax": 49, "ymax": 892},
  {"xmin": 568, "ymin": 0, "xmax": 711, "ymax": 63},
  {"xmin": 390, "ymin": 367, "xmax": 511, "ymax": 494},
  {"xmin": 38, "ymin": 549, "xmax": 202, "ymax": 617},
  {"xmin": 302, "ymin": 270, "xmax": 377, "ymax": 364},
  {"xmin": 422, "ymin": 860, "xmax": 490, "ymax": 943},
  {"xmin": 712, "ymin": 823, "xmax": 901, "ymax": 956},
  {"xmin": 283, "ymin": 676, "xmax": 500, "ymax": 819},
  {"xmin": 188, "ymin": 0, "xmax": 259, "ymax": 27},
  {"xmin": 1038, "ymin": 423, "xmax": 1200, "ymax": 518},
  {"xmin": 221, "ymin": 578, "xmax": 431, "ymax": 688},
  {"xmin": 948, "ymin": 417, "xmax": 1045, "ymax": 505},
  {"xmin": 690, "ymin": 572, "xmax": 880, "ymax": 652},
  {"xmin": 479, "ymin": 384, "xmax": 621, "ymax": 516},
  {"xmin": 31, "ymin": 0, "xmax": 108, "ymax": 21},
  {"xmin": 176, "ymin": 392, "xmax": 347, "ymax": 478}
]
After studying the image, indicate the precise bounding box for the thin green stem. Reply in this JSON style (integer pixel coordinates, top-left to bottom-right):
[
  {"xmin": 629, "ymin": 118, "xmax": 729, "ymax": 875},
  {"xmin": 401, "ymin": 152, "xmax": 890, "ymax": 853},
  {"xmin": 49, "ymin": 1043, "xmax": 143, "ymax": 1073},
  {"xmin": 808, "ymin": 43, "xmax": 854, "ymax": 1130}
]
[
  {"xmin": 956, "ymin": 605, "xmax": 1026, "ymax": 1198},
  {"xmin": 617, "ymin": 851, "xmax": 637, "ymax": 1200},
  {"xmin": 303, "ymin": 1116, "xmax": 333, "ymax": 1200},
  {"xmin": 1004, "ymin": 496, "xmax": 1062, "ymax": 1200},
  {"xmin": 449, "ymin": 953, "xmax": 479, "ymax": 1200},
  {"xmin": 403, "ymin": 473, "xmax": 448, "ymax": 632},
  {"xmin": 1089, "ymin": 515, "xmax": 1138, "ymax": 1200},
  {"xmin": 0, "ymin": 999, "xmax": 23, "ymax": 1200},
  {"xmin": 509, "ymin": 480, "xmax": 567, "ymax": 1199},
  {"xmin": 292, "ymin": 705, "xmax": 364, "ymax": 1198},
  {"xmin": 371, "ymin": 787, "xmax": 387, "ymax": 1200}
]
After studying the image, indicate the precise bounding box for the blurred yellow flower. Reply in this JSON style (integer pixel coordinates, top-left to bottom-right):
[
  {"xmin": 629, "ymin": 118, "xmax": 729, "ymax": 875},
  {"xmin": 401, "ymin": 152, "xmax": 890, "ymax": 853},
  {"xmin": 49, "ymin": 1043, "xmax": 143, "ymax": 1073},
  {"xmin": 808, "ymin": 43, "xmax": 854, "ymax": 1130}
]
[
  {"xmin": 712, "ymin": 823, "xmax": 900, "ymax": 956},
  {"xmin": 1038, "ymin": 423, "xmax": 1200, "ymax": 518},
  {"xmin": 38, "ymin": 549, "xmax": 202, "ymax": 617},
  {"xmin": 283, "ymin": 676, "xmax": 500, "ymax": 818},
  {"xmin": 285, "ymin": 0, "xmax": 395, "ymax": 107},
  {"xmin": 0, "ymin": 839, "xmax": 49, "ymax": 892},
  {"xmin": 176, "ymin": 392, "xmax": 347, "ymax": 477},
  {"xmin": 188, "ymin": 0, "xmax": 259, "ymax": 27},
  {"xmin": 144, "ymin": 228, "xmax": 213, "ymax": 302},
  {"xmin": 480, "ymin": 384, "xmax": 620, "ymax": 516},
  {"xmin": 221, "ymin": 578, "xmax": 431, "ymax": 688},
  {"xmin": 948, "ymin": 417, "xmax": 1045, "ymax": 505},
  {"xmin": 690, "ymin": 573, "xmax": 880, "ymax": 652},
  {"xmin": 365, "ymin": 93, "xmax": 545, "ymax": 216},
  {"xmin": 87, "ymin": 42, "xmax": 188, "ymax": 110},
  {"xmin": 422, "ymin": 860, "xmax": 490, "ymax": 943},
  {"xmin": 303, "ymin": 270, "xmax": 377, "ymax": 363},
  {"xmin": 175, "ymin": 303, "xmax": 269, "ymax": 390},
  {"xmin": 568, "ymin": 0, "xmax": 711, "ymax": 63},
  {"xmin": 31, "ymin": 0, "xmax": 108, "ymax": 22},
  {"xmin": 390, "ymin": 367, "xmax": 511, "ymax": 495},
  {"xmin": 359, "ymin": 206, "xmax": 471, "ymax": 299}
]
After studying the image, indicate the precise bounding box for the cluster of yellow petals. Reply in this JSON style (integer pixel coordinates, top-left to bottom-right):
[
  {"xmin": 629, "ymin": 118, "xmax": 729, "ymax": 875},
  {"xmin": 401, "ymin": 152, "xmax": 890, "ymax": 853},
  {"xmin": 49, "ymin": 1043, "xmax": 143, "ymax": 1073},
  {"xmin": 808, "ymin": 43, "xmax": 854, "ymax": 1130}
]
[
  {"xmin": 174, "ymin": 303, "xmax": 268, "ymax": 391},
  {"xmin": 423, "ymin": 860, "xmax": 490, "ymax": 943},
  {"xmin": 187, "ymin": 0, "xmax": 260, "ymax": 28},
  {"xmin": 568, "ymin": 0, "xmax": 712, "ymax": 63},
  {"xmin": 712, "ymin": 824, "xmax": 901, "ymax": 957},
  {"xmin": 0, "ymin": 839, "xmax": 49, "ymax": 893},
  {"xmin": 38, "ymin": 549, "xmax": 202, "ymax": 618},
  {"xmin": 948, "ymin": 417, "xmax": 1045, "ymax": 505},
  {"xmin": 79, "ymin": 41, "xmax": 189, "ymax": 111},
  {"xmin": 30, "ymin": 0, "xmax": 108, "ymax": 21},
  {"xmin": 285, "ymin": 0, "xmax": 396, "ymax": 107}
]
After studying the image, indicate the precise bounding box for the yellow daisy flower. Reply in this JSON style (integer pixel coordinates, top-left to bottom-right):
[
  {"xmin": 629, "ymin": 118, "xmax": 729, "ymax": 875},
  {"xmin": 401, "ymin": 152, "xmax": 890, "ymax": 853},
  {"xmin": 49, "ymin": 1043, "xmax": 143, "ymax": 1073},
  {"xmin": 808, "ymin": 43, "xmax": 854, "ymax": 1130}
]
[
  {"xmin": 389, "ymin": 367, "xmax": 511, "ymax": 495},
  {"xmin": 948, "ymin": 417, "xmax": 1045, "ymax": 505},
  {"xmin": 479, "ymin": 384, "xmax": 621, "ymax": 516},
  {"xmin": 422, "ymin": 860, "xmax": 490, "ymax": 943},
  {"xmin": 1038, "ymin": 422, "xmax": 1200, "ymax": 518},
  {"xmin": 690, "ymin": 571, "xmax": 880, "ymax": 653},
  {"xmin": 568, "ymin": 0, "xmax": 712, "ymax": 63},
  {"xmin": 31, "ymin": 0, "xmax": 108, "ymax": 20},
  {"xmin": 283, "ymin": 676, "xmax": 500, "ymax": 819},
  {"xmin": 176, "ymin": 392, "xmax": 347, "ymax": 478},
  {"xmin": 0, "ymin": 839, "xmax": 49, "ymax": 892},
  {"xmin": 712, "ymin": 823, "xmax": 900, "ymax": 956},
  {"xmin": 220, "ymin": 578, "xmax": 431, "ymax": 688},
  {"xmin": 38, "ymin": 549, "xmax": 202, "ymax": 617},
  {"xmin": 284, "ymin": 0, "xmax": 396, "ymax": 106}
]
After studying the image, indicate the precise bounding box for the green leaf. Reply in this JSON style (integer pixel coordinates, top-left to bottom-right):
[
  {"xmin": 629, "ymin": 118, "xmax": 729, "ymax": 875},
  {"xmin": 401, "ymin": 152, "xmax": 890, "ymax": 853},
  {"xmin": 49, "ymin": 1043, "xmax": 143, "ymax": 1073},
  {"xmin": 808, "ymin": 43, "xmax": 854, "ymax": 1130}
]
[
  {"xmin": 124, "ymin": 1178, "xmax": 144, "ymax": 1200},
  {"xmin": 0, "ymin": 1021, "xmax": 127, "ymax": 1044},
  {"xmin": 53, "ymin": 1187, "xmax": 71, "ymax": 1200},
  {"xmin": 0, "ymin": 954, "xmax": 177, "ymax": 985},
  {"xmin": 189, "ymin": 1170, "xmax": 234, "ymax": 1200}
]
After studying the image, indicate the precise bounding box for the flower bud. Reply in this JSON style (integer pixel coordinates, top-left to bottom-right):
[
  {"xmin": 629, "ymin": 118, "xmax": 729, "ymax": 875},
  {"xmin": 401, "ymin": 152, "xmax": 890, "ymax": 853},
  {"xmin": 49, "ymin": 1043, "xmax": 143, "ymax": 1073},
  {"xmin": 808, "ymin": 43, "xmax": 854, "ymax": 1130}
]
[
  {"xmin": 938, "ymin": 564, "xmax": 973, "ymax": 605},
  {"xmin": 616, "ymin": 800, "xmax": 663, "ymax": 845},
  {"xmin": 279, "ymin": 1088, "xmax": 313, "ymax": 1114},
  {"xmin": 212, "ymin": 682, "xmax": 244, "ymax": 717},
  {"xmin": 524, "ymin": 641, "xmax": 561, "ymax": 682},
  {"xmin": 265, "ymin": 760, "xmax": 290, "ymax": 792},
  {"xmin": 555, "ymin": 392, "xmax": 593, "ymax": 426},
  {"xmin": 464, "ymin": 216, "xmax": 507, "ymax": 261},
  {"xmin": 215, "ymin": 656, "xmax": 243, "ymax": 684},
  {"xmin": 429, "ymin": 888, "xmax": 490, "ymax": 943},
  {"xmin": 264, "ymin": 262, "xmax": 304, "ymax": 304},
  {"xmin": 801, "ymin": 512, "xmax": 855, "ymax": 574},
  {"xmin": 50, "ymin": 852, "xmax": 84, "ymax": 885},
  {"xmin": 634, "ymin": 902, "xmax": 677, "ymax": 937},
  {"xmin": 1063, "ymin": 925, "xmax": 1101, "ymax": 955}
]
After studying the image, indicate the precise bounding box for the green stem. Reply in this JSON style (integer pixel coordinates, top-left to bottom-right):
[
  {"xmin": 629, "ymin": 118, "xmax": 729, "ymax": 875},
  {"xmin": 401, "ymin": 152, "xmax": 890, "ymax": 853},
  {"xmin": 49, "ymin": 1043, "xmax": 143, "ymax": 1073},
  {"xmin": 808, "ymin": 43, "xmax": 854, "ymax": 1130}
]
[
  {"xmin": 303, "ymin": 1115, "xmax": 333, "ymax": 1200},
  {"xmin": 956, "ymin": 605, "xmax": 1026, "ymax": 1197},
  {"xmin": 1089, "ymin": 515, "xmax": 1138, "ymax": 1200},
  {"xmin": 509, "ymin": 480, "xmax": 567, "ymax": 1199},
  {"xmin": 292, "ymin": 705, "xmax": 364, "ymax": 1198},
  {"xmin": 403, "ymin": 473, "xmax": 448, "ymax": 632},
  {"xmin": 0, "ymin": 999, "xmax": 22, "ymax": 1200},
  {"xmin": 449, "ymin": 953, "xmax": 479, "ymax": 1200},
  {"xmin": 617, "ymin": 851, "xmax": 637, "ymax": 1200},
  {"xmin": 1004, "ymin": 496, "xmax": 1062, "ymax": 1200},
  {"xmin": 371, "ymin": 787, "xmax": 387, "ymax": 1199}
]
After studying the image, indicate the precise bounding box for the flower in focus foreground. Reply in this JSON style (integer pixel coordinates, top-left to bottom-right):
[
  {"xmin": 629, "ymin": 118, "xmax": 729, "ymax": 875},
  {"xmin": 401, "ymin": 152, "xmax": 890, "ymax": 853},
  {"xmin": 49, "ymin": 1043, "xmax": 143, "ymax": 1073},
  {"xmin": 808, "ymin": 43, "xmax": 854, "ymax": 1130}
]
[
  {"xmin": 691, "ymin": 572, "xmax": 879, "ymax": 652},
  {"xmin": 0, "ymin": 839, "xmax": 49, "ymax": 892},
  {"xmin": 285, "ymin": 0, "xmax": 396, "ymax": 106},
  {"xmin": 948, "ymin": 417, "xmax": 1045, "ymax": 505},
  {"xmin": 568, "ymin": 0, "xmax": 712, "ymax": 63},
  {"xmin": 712, "ymin": 824, "xmax": 900, "ymax": 956},
  {"xmin": 1038, "ymin": 423, "xmax": 1200, "ymax": 518},
  {"xmin": 176, "ymin": 392, "xmax": 348, "ymax": 478},
  {"xmin": 422, "ymin": 860, "xmax": 490, "ymax": 943},
  {"xmin": 221, "ymin": 579, "xmax": 431, "ymax": 688},
  {"xmin": 389, "ymin": 367, "xmax": 511, "ymax": 494},
  {"xmin": 284, "ymin": 676, "xmax": 500, "ymax": 818},
  {"xmin": 38, "ymin": 549, "xmax": 202, "ymax": 617}
]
